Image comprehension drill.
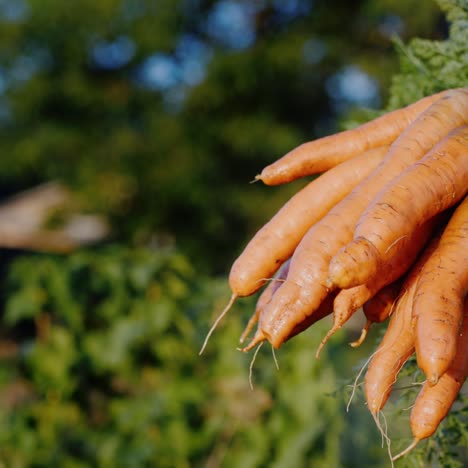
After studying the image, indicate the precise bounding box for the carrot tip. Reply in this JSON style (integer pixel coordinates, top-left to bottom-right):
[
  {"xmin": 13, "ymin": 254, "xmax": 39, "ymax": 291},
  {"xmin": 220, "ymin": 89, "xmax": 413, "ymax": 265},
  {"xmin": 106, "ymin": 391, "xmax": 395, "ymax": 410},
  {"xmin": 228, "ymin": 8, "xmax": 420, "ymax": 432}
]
[
  {"xmin": 199, "ymin": 293, "xmax": 238, "ymax": 355},
  {"xmin": 392, "ymin": 439, "xmax": 420, "ymax": 461},
  {"xmin": 316, "ymin": 326, "xmax": 337, "ymax": 359},
  {"xmin": 349, "ymin": 320, "xmax": 372, "ymax": 348},
  {"xmin": 249, "ymin": 175, "xmax": 262, "ymax": 184},
  {"xmin": 241, "ymin": 329, "xmax": 266, "ymax": 353},
  {"xmin": 427, "ymin": 372, "xmax": 439, "ymax": 386}
]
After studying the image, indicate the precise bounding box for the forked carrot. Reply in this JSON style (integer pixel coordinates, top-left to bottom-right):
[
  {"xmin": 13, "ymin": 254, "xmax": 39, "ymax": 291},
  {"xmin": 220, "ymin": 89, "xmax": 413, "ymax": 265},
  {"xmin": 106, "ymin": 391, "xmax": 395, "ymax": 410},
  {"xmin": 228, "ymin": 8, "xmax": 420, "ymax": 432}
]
[
  {"xmin": 230, "ymin": 146, "xmax": 389, "ymax": 298},
  {"xmin": 239, "ymin": 259, "xmax": 290, "ymax": 345},
  {"xmin": 257, "ymin": 91, "xmax": 444, "ymax": 185},
  {"xmin": 257, "ymin": 89, "xmax": 467, "ymax": 349},
  {"xmin": 351, "ymin": 281, "xmax": 401, "ymax": 348},
  {"xmin": 393, "ymin": 299, "xmax": 468, "ymax": 462},
  {"xmin": 413, "ymin": 196, "xmax": 468, "ymax": 384},
  {"xmin": 328, "ymin": 120, "xmax": 468, "ymax": 289},
  {"xmin": 364, "ymin": 234, "xmax": 441, "ymax": 414},
  {"xmin": 316, "ymin": 218, "xmax": 438, "ymax": 357}
]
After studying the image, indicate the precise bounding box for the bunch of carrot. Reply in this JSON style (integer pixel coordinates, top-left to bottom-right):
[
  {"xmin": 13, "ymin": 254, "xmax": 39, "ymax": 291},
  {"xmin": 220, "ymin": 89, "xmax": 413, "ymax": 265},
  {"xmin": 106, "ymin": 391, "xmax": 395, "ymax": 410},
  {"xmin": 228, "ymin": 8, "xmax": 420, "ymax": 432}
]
[{"xmin": 200, "ymin": 87, "xmax": 468, "ymax": 460}]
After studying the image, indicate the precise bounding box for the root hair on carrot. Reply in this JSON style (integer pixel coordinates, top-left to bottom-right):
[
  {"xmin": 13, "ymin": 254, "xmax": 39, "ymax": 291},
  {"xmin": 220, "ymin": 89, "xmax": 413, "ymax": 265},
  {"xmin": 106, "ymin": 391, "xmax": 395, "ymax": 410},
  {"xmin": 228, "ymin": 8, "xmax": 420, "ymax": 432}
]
[
  {"xmin": 239, "ymin": 311, "xmax": 259, "ymax": 344},
  {"xmin": 271, "ymin": 345, "xmax": 280, "ymax": 370},
  {"xmin": 350, "ymin": 319, "xmax": 371, "ymax": 348},
  {"xmin": 371, "ymin": 411, "xmax": 394, "ymax": 468},
  {"xmin": 347, "ymin": 347, "xmax": 382, "ymax": 412},
  {"xmin": 241, "ymin": 329, "xmax": 266, "ymax": 352},
  {"xmin": 199, "ymin": 293, "xmax": 238, "ymax": 355},
  {"xmin": 392, "ymin": 438, "xmax": 420, "ymax": 462},
  {"xmin": 249, "ymin": 341, "xmax": 264, "ymax": 390},
  {"xmin": 384, "ymin": 234, "xmax": 408, "ymax": 255},
  {"xmin": 315, "ymin": 325, "xmax": 338, "ymax": 359}
]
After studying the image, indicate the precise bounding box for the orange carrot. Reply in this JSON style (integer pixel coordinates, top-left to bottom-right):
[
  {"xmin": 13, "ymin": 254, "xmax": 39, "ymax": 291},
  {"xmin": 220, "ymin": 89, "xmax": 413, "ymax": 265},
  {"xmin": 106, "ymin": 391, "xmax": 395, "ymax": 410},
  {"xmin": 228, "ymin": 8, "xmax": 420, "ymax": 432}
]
[
  {"xmin": 393, "ymin": 299, "xmax": 468, "ymax": 461},
  {"xmin": 200, "ymin": 146, "xmax": 388, "ymax": 355},
  {"xmin": 239, "ymin": 259, "xmax": 290, "ymax": 345},
  {"xmin": 241, "ymin": 293, "xmax": 336, "ymax": 352},
  {"xmin": 328, "ymin": 120, "xmax": 468, "ymax": 289},
  {"xmin": 230, "ymin": 146, "xmax": 389, "ymax": 298},
  {"xmin": 350, "ymin": 281, "xmax": 402, "ymax": 348},
  {"xmin": 413, "ymin": 196, "xmax": 468, "ymax": 384},
  {"xmin": 257, "ymin": 90, "xmax": 468, "ymax": 349},
  {"xmin": 364, "ymin": 234, "xmax": 441, "ymax": 414},
  {"xmin": 316, "ymin": 217, "xmax": 438, "ymax": 357},
  {"xmin": 257, "ymin": 92, "xmax": 444, "ymax": 185}
]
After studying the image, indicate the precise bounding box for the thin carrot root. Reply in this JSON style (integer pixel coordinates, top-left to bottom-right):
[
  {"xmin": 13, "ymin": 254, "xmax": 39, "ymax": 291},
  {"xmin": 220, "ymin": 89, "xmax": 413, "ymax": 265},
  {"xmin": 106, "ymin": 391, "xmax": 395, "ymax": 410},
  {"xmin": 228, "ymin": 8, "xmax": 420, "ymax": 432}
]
[
  {"xmin": 392, "ymin": 439, "xmax": 420, "ymax": 462},
  {"xmin": 347, "ymin": 346, "xmax": 382, "ymax": 412},
  {"xmin": 241, "ymin": 328, "xmax": 266, "ymax": 352},
  {"xmin": 371, "ymin": 411, "xmax": 394, "ymax": 468},
  {"xmin": 350, "ymin": 319, "xmax": 372, "ymax": 348},
  {"xmin": 239, "ymin": 309, "xmax": 260, "ymax": 344},
  {"xmin": 248, "ymin": 341, "xmax": 264, "ymax": 390},
  {"xmin": 199, "ymin": 293, "xmax": 238, "ymax": 355},
  {"xmin": 271, "ymin": 345, "xmax": 280, "ymax": 370},
  {"xmin": 315, "ymin": 325, "xmax": 338, "ymax": 359}
]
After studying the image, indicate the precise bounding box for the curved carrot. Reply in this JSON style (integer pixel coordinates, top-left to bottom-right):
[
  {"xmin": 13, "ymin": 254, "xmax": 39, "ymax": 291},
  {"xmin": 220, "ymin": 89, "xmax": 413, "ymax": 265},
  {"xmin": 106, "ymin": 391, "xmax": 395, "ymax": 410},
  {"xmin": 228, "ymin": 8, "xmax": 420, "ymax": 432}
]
[
  {"xmin": 257, "ymin": 86, "xmax": 463, "ymax": 349},
  {"xmin": 316, "ymin": 218, "xmax": 438, "ymax": 357},
  {"xmin": 242, "ymin": 293, "xmax": 335, "ymax": 352},
  {"xmin": 230, "ymin": 146, "xmax": 389, "ymax": 298},
  {"xmin": 201, "ymin": 146, "xmax": 388, "ymax": 354},
  {"xmin": 364, "ymin": 234, "xmax": 441, "ymax": 414},
  {"xmin": 411, "ymin": 302, "xmax": 468, "ymax": 439},
  {"xmin": 393, "ymin": 299, "xmax": 468, "ymax": 461},
  {"xmin": 413, "ymin": 196, "xmax": 468, "ymax": 384},
  {"xmin": 257, "ymin": 92, "xmax": 444, "ymax": 185},
  {"xmin": 239, "ymin": 259, "xmax": 290, "ymax": 345},
  {"xmin": 329, "ymin": 119, "xmax": 468, "ymax": 289}
]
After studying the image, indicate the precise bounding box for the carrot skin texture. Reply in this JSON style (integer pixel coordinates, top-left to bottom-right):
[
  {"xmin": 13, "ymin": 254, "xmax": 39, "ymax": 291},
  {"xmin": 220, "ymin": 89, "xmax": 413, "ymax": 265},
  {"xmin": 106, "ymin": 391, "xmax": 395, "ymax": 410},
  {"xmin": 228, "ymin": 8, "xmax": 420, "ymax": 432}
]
[
  {"xmin": 410, "ymin": 299, "xmax": 468, "ymax": 441},
  {"xmin": 239, "ymin": 259, "xmax": 290, "ymax": 344},
  {"xmin": 229, "ymin": 146, "xmax": 388, "ymax": 298},
  {"xmin": 320, "ymin": 217, "xmax": 437, "ymax": 353},
  {"xmin": 257, "ymin": 92, "xmax": 444, "ymax": 185},
  {"xmin": 364, "ymin": 235, "xmax": 441, "ymax": 414},
  {"xmin": 258, "ymin": 88, "xmax": 464, "ymax": 348},
  {"xmin": 413, "ymin": 196, "xmax": 468, "ymax": 384},
  {"xmin": 328, "ymin": 96, "xmax": 468, "ymax": 289},
  {"xmin": 363, "ymin": 280, "xmax": 401, "ymax": 324}
]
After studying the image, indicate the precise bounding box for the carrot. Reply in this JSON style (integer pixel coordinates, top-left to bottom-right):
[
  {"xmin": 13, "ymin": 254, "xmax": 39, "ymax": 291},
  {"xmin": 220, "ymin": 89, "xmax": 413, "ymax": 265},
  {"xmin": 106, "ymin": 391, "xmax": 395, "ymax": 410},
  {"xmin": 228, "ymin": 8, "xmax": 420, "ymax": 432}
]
[
  {"xmin": 350, "ymin": 280, "xmax": 402, "ymax": 348},
  {"xmin": 364, "ymin": 234, "xmax": 441, "ymax": 414},
  {"xmin": 256, "ymin": 91, "xmax": 444, "ymax": 185},
  {"xmin": 199, "ymin": 146, "xmax": 388, "ymax": 354},
  {"xmin": 200, "ymin": 146, "xmax": 388, "ymax": 355},
  {"xmin": 393, "ymin": 299, "xmax": 468, "ymax": 461},
  {"xmin": 230, "ymin": 146, "xmax": 389, "ymax": 298},
  {"xmin": 241, "ymin": 293, "xmax": 335, "ymax": 352},
  {"xmin": 328, "ymin": 121, "xmax": 468, "ymax": 289},
  {"xmin": 316, "ymin": 217, "xmax": 438, "ymax": 357},
  {"xmin": 239, "ymin": 259, "xmax": 290, "ymax": 345},
  {"xmin": 413, "ymin": 196, "xmax": 468, "ymax": 384},
  {"xmin": 257, "ymin": 89, "xmax": 468, "ymax": 350}
]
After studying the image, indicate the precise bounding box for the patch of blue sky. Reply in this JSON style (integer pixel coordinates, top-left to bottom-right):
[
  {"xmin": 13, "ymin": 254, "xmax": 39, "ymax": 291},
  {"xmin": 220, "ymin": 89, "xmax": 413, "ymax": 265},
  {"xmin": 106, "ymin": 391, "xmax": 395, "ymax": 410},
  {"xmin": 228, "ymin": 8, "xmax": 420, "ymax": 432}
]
[
  {"xmin": 204, "ymin": 0, "xmax": 257, "ymax": 50},
  {"xmin": 326, "ymin": 65, "xmax": 380, "ymax": 110},
  {"xmin": 273, "ymin": 0, "xmax": 312, "ymax": 20},
  {"xmin": 90, "ymin": 36, "xmax": 136, "ymax": 70},
  {"xmin": 176, "ymin": 34, "xmax": 212, "ymax": 86},
  {"xmin": 137, "ymin": 54, "xmax": 181, "ymax": 91},
  {"xmin": 303, "ymin": 38, "xmax": 327, "ymax": 65},
  {"xmin": 378, "ymin": 14, "xmax": 404, "ymax": 38},
  {"xmin": 0, "ymin": 0, "xmax": 29, "ymax": 22}
]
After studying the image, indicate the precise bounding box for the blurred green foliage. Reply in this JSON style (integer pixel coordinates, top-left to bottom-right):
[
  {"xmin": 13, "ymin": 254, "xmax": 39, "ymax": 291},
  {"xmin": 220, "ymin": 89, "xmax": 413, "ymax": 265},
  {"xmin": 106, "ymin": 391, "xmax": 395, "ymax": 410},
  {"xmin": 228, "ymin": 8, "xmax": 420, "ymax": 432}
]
[
  {"xmin": 0, "ymin": 247, "xmax": 388, "ymax": 467},
  {"xmin": 0, "ymin": 0, "xmax": 443, "ymax": 273}
]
